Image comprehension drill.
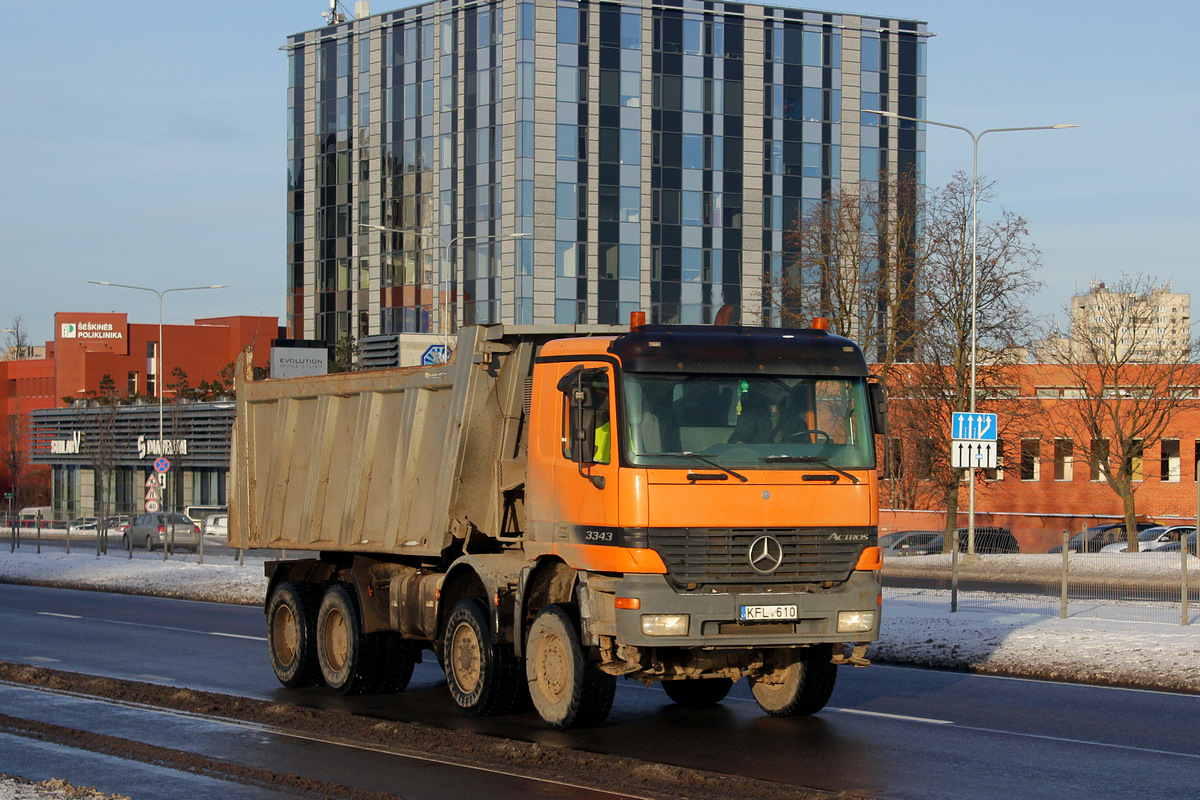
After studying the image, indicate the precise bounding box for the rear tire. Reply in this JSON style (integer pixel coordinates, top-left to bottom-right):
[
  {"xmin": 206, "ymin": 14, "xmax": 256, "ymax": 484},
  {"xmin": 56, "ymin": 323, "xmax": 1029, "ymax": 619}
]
[
  {"xmin": 443, "ymin": 598, "xmax": 527, "ymax": 715},
  {"xmin": 525, "ymin": 604, "xmax": 615, "ymax": 728},
  {"xmin": 316, "ymin": 585, "xmax": 378, "ymax": 695},
  {"xmin": 267, "ymin": 583, "xmax": 320, "ymax": 688},
  {"xmin": 662, "ymin": 677, "xmax": 734, "ymax": 709},
  {"xmin": 749, "ymin": 645, "xmax": 837, "ymax": 717}
]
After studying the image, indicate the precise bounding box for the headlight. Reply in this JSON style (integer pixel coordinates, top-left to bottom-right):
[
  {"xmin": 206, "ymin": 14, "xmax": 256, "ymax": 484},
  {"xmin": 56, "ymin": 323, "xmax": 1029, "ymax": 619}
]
[
  {"xmin": 837, "ymin": 611, "xmax": 877, "ymax": 633},
  {"xmin": 640, "ymin": 614, "xmax": 690, "ymax": 636}
]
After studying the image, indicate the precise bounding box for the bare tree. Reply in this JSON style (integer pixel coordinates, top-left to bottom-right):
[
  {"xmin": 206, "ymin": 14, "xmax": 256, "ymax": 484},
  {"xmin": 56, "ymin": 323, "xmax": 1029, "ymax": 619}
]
[
  {"xmin": 1042, "ymin": 274, "xmax": 1200, "ymax": 550},
  {"xmin": 884, "ymin": 172, "xmax": 1043, "ymax": 538},
  {"xmin": 2, "ymin": 410, "xmax": 30, "ymax": 516},
  {"xmin": 4, "ymin": 316, "xmax": 31, "ymax": 361},
  {"xmin": 777, "ymin": 174, "xmax": 924, "ymax": 373}
]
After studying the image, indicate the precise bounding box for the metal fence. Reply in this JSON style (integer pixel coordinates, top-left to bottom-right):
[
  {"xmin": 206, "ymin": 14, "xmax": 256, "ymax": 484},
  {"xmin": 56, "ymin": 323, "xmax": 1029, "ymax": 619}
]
[{"xmin": 883, "ymin": 527, "xmax": 1199, "ymax": 625}]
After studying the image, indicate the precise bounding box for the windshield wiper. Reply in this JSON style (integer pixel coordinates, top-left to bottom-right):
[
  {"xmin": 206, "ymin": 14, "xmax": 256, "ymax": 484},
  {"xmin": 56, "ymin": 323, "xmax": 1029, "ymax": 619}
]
[
  {"xmin": 759, "ymin": 455, "xmax": 860, "ymax": 484},
  {"xmin": 642, "ymin": 452, "xmax": 748, "ymax": 483}
]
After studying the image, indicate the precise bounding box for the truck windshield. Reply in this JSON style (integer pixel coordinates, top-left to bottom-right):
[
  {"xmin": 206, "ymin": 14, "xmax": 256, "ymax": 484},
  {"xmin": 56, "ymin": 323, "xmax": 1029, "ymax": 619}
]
[{"xmin": 621, "ymin": 373, "xmax": 875, "ymax": 470}]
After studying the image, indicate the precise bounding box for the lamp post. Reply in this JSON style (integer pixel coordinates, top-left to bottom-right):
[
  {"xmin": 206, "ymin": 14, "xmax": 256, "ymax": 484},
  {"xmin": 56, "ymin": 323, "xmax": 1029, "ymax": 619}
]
[
  {"xmin": 360, "ymin": 225, "xmax": 528, "ymax": 361},
  {"xmin": 875, "ymin": 111, "xmax": 1077, "ymax": 557},
  {"xmin": 88, "ymin": 281, "xmax": 227, "ymax": 558}
]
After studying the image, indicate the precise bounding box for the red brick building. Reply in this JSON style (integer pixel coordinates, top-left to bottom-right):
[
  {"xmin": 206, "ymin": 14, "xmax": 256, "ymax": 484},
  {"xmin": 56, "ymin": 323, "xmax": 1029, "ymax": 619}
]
[{"xmin": 882, "ymin": 362, "xmax": 1200, "ymax": 549}]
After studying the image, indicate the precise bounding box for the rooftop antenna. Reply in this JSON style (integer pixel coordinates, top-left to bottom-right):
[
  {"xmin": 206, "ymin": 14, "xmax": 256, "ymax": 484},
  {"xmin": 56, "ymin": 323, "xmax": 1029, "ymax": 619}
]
[{"xmin": 322, "ymin": 0, "xmax": 348, "ymax": 24}]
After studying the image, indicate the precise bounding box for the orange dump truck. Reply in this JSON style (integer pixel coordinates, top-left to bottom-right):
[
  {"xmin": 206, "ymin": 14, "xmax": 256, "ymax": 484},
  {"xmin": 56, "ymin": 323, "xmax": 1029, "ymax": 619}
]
[{"xmin": 230, "ymin": 320, "xmax": 886, "ymax": 728}]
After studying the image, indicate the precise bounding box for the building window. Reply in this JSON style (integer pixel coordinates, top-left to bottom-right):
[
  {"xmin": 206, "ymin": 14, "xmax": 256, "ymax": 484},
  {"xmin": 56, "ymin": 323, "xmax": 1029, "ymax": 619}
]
[
  {"xmin": 1090, "ymin": 438, "xmax": 1109, "ymax": 482},
  {"xmin": 127, "ymin": 371, "xmax": 139, "ymax": 396},
  {"xmin": 1054, "ymin": 438, "xmax": 1073, "ymax": 481},
  {"xmin": 1130, "ymin": 439, "xmax": 1144, "ymax": 482},
  {"xmin": 1161, "ymin": 439, "xmax": 1180, "ymax": 482},
  {"xmin": 1020, "ymin": 439, "xmax": 1040, "ymax": 481}
]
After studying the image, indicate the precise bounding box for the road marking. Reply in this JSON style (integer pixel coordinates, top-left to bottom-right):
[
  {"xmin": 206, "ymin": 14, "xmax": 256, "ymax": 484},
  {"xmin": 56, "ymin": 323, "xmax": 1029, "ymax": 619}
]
[
  {"xmin": 832, "ymin": 707, "xmax": 954, "ymax": 725},
  {"xmin": 36, "ymin": 611, "xmax": 266, "ymax": 642}
]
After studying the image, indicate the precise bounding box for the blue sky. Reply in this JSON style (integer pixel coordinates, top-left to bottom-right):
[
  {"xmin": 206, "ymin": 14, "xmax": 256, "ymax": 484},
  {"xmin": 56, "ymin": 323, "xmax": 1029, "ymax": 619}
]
[{"xmin": 2, "ymin": 1, "xmax": 1196, "ymax": 346}]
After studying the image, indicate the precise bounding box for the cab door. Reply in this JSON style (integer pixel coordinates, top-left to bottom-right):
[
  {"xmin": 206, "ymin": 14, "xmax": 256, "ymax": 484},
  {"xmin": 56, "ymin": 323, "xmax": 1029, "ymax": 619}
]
[{"xmin": 526, "ymin": 360, "xmax": 621, "ymax": 544}]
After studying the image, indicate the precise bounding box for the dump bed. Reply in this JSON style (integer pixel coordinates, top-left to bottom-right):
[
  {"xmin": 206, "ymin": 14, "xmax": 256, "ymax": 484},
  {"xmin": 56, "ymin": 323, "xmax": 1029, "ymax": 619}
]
[{"xmin": 228, "ymin": 324, "xmax": 620, "ymax": 557}]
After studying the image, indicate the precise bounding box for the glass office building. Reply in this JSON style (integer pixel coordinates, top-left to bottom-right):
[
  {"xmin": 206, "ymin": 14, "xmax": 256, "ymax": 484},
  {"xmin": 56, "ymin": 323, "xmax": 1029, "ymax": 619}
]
[{"xmin": 285, "ymin": 0, "xmax": 927, "ymax": 342}]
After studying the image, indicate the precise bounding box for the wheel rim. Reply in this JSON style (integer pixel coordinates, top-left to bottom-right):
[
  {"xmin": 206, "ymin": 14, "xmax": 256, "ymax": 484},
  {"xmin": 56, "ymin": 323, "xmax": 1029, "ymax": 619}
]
[
  {"xmin": 272, "ymin": 605, "xmax": 298, "ymax": 667},
  {"xmin": 534, "ymin": 630, "xmax": 569, "ymax": 702},
  {"xmin": 449, "ymin": 621, "xmax": 482, "ymax": 694},
  {"xmin": 323, "ymin": 608, "xmax": 348, "ymax": 671}
]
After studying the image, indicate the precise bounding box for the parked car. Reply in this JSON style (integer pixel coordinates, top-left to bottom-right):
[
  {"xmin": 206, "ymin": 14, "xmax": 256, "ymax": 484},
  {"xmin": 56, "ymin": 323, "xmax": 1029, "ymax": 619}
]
[
  {"xmin": 68, "ymin": 517, "xmax": 99, "ymax": 534},
  {"xmin": 1100, "ymin": 525, "xmax": 1194, "ymax": 553},
  {"xmin": 101, "ymin": 514, "xmax": 132, "ymax": 532},
  {"xmin": 123, "ymin": 512, "xmax": 201, "ymax": 553},
  {"xmin": 201, "ymin": 513, "xmax": 228, "ymax": 538},
  {"xmin": 1048, "ymin": 522, "xmax": 1159, "ymax": 554},
  {"xmin": 954, "ymin": 526, "xmax": 1019, "ymax": 554},
  {"xmin": 184, "ymin": 505, "xmax": 227, "ymax": 526},
  {"xmin": 881, "ymin": 530, "xmax": 944, "ymax": 557},
  {"xmin": 1150, "ymin": 531, "xmax": 1198, "ymax": 554}
]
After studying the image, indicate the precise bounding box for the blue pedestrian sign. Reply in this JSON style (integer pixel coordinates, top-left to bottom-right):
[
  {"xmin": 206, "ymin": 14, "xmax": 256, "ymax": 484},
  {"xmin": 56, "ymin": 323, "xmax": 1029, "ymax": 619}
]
[
  {"xmin": 952, "ymin": 412, "xmax": 997, "ymax": 442},
  {"xmin": 421, "ymin": 344, "xmax": 448, "ymax": 365}
]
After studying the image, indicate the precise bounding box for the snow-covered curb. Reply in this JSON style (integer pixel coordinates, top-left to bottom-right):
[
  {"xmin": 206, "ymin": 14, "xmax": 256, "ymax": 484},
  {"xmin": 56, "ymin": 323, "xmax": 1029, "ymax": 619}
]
[{"xmin": 2, "ymin": 551, "xmax": 1197, "ymax": 695}]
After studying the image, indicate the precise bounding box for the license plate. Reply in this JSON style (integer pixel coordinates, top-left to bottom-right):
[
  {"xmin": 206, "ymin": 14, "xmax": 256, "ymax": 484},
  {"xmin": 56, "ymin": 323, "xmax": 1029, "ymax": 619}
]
[{"xmin": 739, "ymin": 604, "xmax": 798, "ymax": 621}]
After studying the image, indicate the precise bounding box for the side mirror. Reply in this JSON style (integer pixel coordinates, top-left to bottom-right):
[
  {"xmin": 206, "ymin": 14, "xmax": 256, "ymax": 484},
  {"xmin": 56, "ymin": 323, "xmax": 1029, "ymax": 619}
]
[
  {"xmin": 558, "ymin": 366, "xmax": 606, "ymax": 489},
  {"xmin": 868, "ymin": 380, "xmax": 888, "ymax": 435}
]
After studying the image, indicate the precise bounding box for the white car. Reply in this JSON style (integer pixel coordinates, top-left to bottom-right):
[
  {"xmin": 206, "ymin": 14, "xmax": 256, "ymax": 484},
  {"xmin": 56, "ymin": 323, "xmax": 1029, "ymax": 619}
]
[
  {"xmin": 1100, "ymin": 525, "xmax": 1194, "ymax": 553},
  {"xmin": 202, "ymin": 513, "xmax": 228, "ymax": 539}
]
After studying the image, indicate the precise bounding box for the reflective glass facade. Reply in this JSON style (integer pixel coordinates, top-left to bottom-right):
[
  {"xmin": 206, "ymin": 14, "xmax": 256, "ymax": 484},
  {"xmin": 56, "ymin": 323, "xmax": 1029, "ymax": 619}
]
[{"xmin": 286, "ymin": 0, "xmax": 927, "ymax": 340}]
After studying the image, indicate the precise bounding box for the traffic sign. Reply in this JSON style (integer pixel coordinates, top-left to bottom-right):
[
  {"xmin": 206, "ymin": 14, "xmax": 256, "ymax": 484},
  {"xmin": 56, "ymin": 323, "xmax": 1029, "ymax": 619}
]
[
  {"xmin": 952, "ymin": 412, "xmax": 997, "ymax": 441},
  {"xmin": 154, "ymin": 457, "xmax": 171, "ymax": 473},
  {"xmin": 951, "ymin": 439, "xmax": 998, "ymax": 470},
  {"xmin": 421, "ymin": 344, "xmax": 448, "ymax": 365},
  {"xmin": 145, "ymin": 499, "xmax": 161, "ymax": 513},
  {"xmin": 145, "ymin": 486, "xmax": 160, "ymax": 503},
  {"xmin": 145, "ymin": 474, "xmax": 159, "ymax": 488}
]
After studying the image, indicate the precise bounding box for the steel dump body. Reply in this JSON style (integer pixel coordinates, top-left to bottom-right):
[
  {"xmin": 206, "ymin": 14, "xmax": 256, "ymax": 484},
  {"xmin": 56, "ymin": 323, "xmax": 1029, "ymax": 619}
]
[{"xmin": 229, "ymin": 324, "xmax": 621, "ymax": 556}]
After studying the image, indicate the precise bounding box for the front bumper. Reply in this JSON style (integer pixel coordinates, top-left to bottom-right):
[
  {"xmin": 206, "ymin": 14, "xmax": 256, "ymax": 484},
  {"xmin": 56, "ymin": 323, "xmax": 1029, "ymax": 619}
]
[{"xmin": 606, "ymin": 572, "xmax": 881, "ymax": 648}]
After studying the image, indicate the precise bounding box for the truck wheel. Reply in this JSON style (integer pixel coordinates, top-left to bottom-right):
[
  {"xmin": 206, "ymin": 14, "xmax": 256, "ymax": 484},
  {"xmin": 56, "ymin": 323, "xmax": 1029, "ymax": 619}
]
[
  {"xmin": 661, "ymin": 677, "xmax": 734, "ymax": 709},
  {"xmin": 373, "ymin": 631, "xmax": 418, "ymax": 693},
  {"xmin": 316, "ymin": 585, "xmax": 378, "ymax": 695},
  {"xmin": 267, "ymin": 583, "xmax": 319, "ymax": 688},
  {"xmin": 443, "ymin": 598, "xmax": 526, "ymax": 715},
  {"xmin": 749, "ymin": 645, "xmax": 837, "ymax": 717},
  {"xmin": 525, "ymin": 604, "xmax": 615, "ymax": 728}
]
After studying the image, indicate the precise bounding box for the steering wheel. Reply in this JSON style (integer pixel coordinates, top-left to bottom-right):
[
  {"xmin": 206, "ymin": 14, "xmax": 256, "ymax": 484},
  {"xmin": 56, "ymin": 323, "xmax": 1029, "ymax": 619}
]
[{"xmin": 781, "ymin": 428, "xmax": 832, "ymax": 444}]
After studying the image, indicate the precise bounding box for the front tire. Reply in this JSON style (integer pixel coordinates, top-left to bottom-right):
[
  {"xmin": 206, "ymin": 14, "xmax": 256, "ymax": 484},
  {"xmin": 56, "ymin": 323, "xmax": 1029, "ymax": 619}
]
[
  {"xmin": 749, "ymin": 645, "xmax": 837, "ymax": 717},
  {"xmin": 316, "ymin": 585, "xmax": 377, "ymax": 695},
  {"xmin": 525, "ymin": 604, "xmax": 615, "ymax": 728},
  {"xmin": 267, "ymin": 583, "xmax": 319, "ymax": 688},
  {"xmin": 443, "ymin": 598, "xmax": 526, "ymax": 715},
  {"xmin": 662, "ymin": 677, "xmax": 734, "ymax": 709}
]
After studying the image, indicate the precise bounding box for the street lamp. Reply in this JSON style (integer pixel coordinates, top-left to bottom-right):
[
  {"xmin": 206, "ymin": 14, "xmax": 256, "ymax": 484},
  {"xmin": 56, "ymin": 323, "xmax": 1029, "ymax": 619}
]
[
  {"xmin": 874, "ymin": 111, "xmax": 1078, "ymax": 557},
  {"xmin": 359, "ymin": 224, "xmax": 528, "ymax": 360},
  {"xmin": 88, "ymin": 280, "xmax": 227, "ymax": 558}
]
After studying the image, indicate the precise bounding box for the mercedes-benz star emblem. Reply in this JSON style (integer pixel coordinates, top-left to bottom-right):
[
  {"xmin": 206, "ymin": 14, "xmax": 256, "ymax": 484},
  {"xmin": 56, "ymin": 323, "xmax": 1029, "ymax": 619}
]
[{"xmin": 747, "ymin": 535, "xmax": 785, "ymax": 575}]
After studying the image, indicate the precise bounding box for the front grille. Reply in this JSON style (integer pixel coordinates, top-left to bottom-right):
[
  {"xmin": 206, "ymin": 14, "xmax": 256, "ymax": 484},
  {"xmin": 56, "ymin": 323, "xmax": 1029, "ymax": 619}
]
[{"xmin": 646, "ymin": 527, "xmax": 872, "ymax": 586}]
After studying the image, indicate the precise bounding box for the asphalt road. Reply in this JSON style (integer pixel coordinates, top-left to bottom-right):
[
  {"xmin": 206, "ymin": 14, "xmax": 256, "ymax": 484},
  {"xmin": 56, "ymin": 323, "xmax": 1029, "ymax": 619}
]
[{"xmin": 1, "ymin": 583, "xmax": 1198, "ymax": 800}]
